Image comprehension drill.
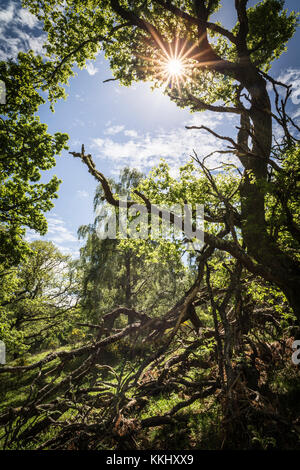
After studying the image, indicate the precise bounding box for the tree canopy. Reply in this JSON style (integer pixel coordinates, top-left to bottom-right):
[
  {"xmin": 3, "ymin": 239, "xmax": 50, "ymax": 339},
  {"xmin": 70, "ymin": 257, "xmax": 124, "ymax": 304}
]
[
  {"xmin": 0, "ymin": 0, "xmax": 299, "ymax": 452},
  {"xmin": 35, "ymin": 0, "xmax": 298, "ymax": 322},
  {"xmin": 0, "ymin": 52, "xmax": 68, "ymax": 267}
]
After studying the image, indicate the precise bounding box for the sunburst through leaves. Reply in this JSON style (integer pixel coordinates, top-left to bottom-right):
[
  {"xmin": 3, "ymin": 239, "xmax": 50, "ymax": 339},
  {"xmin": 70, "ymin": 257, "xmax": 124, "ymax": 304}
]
[{"xmin": 137, "ymin": 35, "xmax": 201, "ymax": 92}]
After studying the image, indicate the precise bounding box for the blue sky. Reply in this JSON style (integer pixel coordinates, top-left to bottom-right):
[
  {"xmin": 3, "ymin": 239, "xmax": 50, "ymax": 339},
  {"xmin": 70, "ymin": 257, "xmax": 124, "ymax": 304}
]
[{"xmin": 1, "ymin": 0, "xmax": 299, "ymax": 257}]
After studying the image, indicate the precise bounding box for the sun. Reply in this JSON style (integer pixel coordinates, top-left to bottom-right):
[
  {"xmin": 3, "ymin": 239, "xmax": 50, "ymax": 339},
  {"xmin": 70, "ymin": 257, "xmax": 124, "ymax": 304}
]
[
  {"xmin": 166, "ymin": 58, "xmax": 183, "ymax": 76},
  {"xmin": 136, "ymin": 35, "xmax": 201, "ymax": 92}
]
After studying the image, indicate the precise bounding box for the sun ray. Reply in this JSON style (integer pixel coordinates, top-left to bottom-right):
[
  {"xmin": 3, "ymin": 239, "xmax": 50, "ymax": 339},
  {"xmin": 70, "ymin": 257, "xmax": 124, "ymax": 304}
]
[
  {"xmin": 174, "ymin": 35, "xmax": 180, "ymax": 60},
  {"xmin": 136, "ymin": 34, "xmax": 204, "ymax": 92},
  {"xmin": 179, "ymin": 34, "xmax": 207, "ymax": 61},
  {"xmin": 150, "ymin": 29, "xmax": 172, "ymax": 61},
  {"xmin": 166, "ymin": 58, "xmax": 183, "ymax": 76}
]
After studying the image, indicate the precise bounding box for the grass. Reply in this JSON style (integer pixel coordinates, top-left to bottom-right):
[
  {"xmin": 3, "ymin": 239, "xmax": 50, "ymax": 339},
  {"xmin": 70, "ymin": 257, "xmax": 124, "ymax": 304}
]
[
  {"xmin": 2, "ymin": 333, "xmax": 298, "ymax": 450},
  {"xmin": 0, "ymin": 342, "xmax": 85, "ymax": 411}
]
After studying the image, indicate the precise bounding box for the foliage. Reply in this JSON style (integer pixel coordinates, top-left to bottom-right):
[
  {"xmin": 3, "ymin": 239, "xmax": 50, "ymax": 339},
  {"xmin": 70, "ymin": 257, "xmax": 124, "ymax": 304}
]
[
  {"xmin": 0, "ymin": 0, "xmax": 299, "ymax": 452},
  {"xmin": 0, "ymin": 52, "xmax": 69, "ymax": 266},
  {"xmin": 22, "ymin": 0, "xmax": 298, "ymax": 107},
  {"xmin": 78, "ymin": 167, "xmax": 190, "ymax": 322},
  {"xmin": 0, "ymin": 241, "xmax": 80, "ymax": 358}
]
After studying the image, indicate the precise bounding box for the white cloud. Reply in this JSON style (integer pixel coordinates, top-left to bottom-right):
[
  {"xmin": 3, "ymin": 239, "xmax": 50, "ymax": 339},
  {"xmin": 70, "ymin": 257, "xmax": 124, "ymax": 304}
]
[
  {"xmin": 292, "ymin": 108, "xmax": 300, "ymax": 119},
  {"xmin": 0, "ymin": 37, "xmax": 20, "ymax": 61},
  {"xmin": 273, "ymin": 67, "xmax": 300, "ymax": 123},
  {"xmin": 0, "ymin": 4, "xmax": 38, "ymax": 28},
  {"xmin": 276, "ymin": 68, "xmax": 300, "ymax": 105},
  {"xmin": 71, "ymin": 117, "xmax": 85, "ymax": 128},
  {"xmin": 104, "ymin": 125, "xmax": 125, "ymax": 135},
  {"xmin": 55, "ymin": 245, "xmax": 80, "ymax": 258},
  {"xmin": 26, "ymin": 216, "xmax": 80, "ymax": 258},
  {"xmin": 0, "ymin": 2, "xmax": 15, "ymax": 23},
  {"xmin": 77, "ymin": 189, "xmax": 89, "ymax": 199},
  {"xmin": 75, "ymin": 93, "xmax": 84, "ymax": 102},
  {"xmin": 0, "ymin": 5, "xmax": 44, "ymax": 60},
  {"xmin": 92, "ymin": 112, "xmax": 238, "ymax": 174},
  {"xmin": 124, "ymin": 129, "xmax": 138, "ymax": 137},
  {"xmin": 18, "ymin": 9, "xmax": 39, "ymax": 29},
  {"xmin": 269, "ymin": 68, "xmax": 300, "ymax": 124},
  {"xmin": 16, "ymin": 30, "xmax": 46, "ymax": 55},
  {"xmin": 85, "ymin": 62, "xmax": 98, "ymax": 76},
  {"xmin": 46, "ymin": 217, "xmax": 77, "ymax": 244}
]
